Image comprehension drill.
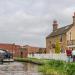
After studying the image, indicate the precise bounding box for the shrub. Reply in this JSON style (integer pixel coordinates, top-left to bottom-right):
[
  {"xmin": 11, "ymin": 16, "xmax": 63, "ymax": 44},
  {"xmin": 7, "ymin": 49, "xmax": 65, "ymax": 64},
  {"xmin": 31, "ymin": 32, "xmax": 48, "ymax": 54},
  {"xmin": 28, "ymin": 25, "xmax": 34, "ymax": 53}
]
[{"xmin": 55, "ymin": 41, "xmax": 61, "ymax": 53}]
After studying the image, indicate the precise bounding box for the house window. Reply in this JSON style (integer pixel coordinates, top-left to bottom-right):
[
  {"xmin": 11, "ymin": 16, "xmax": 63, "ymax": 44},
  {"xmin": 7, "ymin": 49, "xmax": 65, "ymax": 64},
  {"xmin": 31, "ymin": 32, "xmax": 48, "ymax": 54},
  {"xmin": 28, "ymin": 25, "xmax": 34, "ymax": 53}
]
[
  {"xmin": 49, "ymin": 41, "xmax": 51, "ymax": 45},
  {"xmin": 52, "ymin": 44, "xmax": 55, "ymax": 48},
  {"xmin": 70, "ymin": 32, "xmax": 71, "ymax": 41},
  {"xmin": 60, "ymin": 35, "xmax": 62, "ymax": 42}
]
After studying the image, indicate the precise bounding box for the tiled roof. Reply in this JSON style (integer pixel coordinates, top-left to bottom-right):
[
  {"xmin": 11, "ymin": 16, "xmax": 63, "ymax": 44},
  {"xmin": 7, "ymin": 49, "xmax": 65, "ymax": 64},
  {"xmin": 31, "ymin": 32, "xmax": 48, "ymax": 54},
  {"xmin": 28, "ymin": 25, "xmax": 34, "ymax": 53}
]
[{"xmin": 46, "ymin": 24, "xmax": 73, "ymax": 38}]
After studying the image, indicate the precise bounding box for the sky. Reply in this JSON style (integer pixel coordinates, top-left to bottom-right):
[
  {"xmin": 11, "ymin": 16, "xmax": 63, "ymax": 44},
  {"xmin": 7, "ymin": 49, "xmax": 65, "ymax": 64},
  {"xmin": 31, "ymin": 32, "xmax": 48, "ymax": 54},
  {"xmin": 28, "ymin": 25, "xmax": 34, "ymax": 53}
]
[{"xmin": 0, "ymin": 0, "xmax": 75, "ymax": 47}]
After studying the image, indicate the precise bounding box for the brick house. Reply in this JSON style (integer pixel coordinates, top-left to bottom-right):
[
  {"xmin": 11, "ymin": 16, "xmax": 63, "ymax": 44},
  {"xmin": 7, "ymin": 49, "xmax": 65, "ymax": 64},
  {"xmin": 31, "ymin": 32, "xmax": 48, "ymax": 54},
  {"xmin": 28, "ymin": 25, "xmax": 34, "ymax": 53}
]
[
  {"xmin": 23, "ymin": 45, "xmax": 46, "ymax": 54},
  {"xmin": 0, "ymin": 43, "xmax": 46, "ymax": 57},
  {"xmin": 46, "ymin": 13, "xmax": 75, "ymax": 53},
  {"xmin": 0, "ymin": 43, "xmax": 28, "ymax": 57}
]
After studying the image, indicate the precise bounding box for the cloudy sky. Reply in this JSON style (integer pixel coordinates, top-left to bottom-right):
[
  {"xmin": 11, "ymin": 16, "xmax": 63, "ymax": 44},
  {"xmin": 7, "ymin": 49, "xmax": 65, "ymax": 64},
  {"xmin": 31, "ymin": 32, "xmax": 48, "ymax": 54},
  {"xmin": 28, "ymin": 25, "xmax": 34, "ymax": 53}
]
[{"xmin": 0, "ymin": 0, "xmax": 75, "ymax": 47}]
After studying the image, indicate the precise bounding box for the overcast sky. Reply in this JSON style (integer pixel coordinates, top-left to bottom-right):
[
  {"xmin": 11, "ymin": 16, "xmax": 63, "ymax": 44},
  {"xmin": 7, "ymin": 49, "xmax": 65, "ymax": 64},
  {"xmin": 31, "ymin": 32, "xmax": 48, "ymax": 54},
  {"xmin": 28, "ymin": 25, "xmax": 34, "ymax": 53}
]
[{"xmin": 0, "ymin": 0, "xmax": 75, "ymax": 47}]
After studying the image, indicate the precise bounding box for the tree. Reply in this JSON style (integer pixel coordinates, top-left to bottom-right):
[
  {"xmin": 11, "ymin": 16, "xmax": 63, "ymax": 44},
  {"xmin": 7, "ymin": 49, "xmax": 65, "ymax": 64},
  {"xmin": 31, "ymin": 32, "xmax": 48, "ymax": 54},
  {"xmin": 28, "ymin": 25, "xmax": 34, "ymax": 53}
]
[{"xmin": 55, "ymin": 40, "xmax": 61, "ymax": 53}]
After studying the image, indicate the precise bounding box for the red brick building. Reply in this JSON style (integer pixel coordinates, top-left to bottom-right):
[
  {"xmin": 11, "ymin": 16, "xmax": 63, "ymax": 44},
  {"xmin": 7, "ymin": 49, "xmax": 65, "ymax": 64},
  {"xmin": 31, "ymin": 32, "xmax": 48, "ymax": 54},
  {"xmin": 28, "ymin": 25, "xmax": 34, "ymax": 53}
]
[
  {"xmin": 0, "ymin": 43, "xmax": 46, "ymax": 58},
  {"xmin": 23, "ymin": 45, "xmax": 46, "ymax": 54},
  {"xmin": 0, "ymin": 43, "xmax": 28, "ymax": 58}
]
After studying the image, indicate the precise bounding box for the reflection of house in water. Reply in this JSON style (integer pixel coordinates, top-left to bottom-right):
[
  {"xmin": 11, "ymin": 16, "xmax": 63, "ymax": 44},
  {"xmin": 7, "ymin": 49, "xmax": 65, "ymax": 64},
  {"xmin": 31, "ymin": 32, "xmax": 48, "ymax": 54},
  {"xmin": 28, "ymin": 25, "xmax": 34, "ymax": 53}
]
[
  {"xmin": 23, "ymin": 63, "xmax": 39, "ymax": 72},
  {"xmin": 46, "ymin": 13, "xmax": 75, "ymax": 53}
]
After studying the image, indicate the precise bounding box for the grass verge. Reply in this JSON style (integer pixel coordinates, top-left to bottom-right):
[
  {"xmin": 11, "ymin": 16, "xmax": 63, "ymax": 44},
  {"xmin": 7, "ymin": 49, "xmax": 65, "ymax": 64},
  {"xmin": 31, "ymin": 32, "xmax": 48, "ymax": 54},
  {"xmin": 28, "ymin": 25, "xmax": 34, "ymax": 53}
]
[
  {"xmin": 14, "ymin": 57, "xmax": 75, "ymax": 75},
  {"xmin": 39, "ymin": 60, "xmax": 75, "ymax": 75}
]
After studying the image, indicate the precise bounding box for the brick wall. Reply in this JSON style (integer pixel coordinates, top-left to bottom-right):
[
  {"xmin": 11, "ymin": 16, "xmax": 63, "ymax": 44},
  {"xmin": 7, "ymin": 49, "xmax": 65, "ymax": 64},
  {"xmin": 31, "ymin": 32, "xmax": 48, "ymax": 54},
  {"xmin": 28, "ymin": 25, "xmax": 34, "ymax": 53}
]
[
  {"xmin": 0, "ymin": 43, "xmax": 28, "ymax": 58},
  {"xmin": 23, "ymin": 45, "xmax": 46, "ymax": 54},
  {"xmin": 0, "ymin": 43, "xmax": 45, "ymax": 58}
]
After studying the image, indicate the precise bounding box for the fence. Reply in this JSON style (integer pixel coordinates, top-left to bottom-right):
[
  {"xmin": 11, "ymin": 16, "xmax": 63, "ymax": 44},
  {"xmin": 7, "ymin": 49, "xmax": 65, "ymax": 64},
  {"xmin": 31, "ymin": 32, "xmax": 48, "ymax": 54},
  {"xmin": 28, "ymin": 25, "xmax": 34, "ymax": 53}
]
[{"xmin": 28, "ymin": 53, "xmax": 67, "ymax": 61}]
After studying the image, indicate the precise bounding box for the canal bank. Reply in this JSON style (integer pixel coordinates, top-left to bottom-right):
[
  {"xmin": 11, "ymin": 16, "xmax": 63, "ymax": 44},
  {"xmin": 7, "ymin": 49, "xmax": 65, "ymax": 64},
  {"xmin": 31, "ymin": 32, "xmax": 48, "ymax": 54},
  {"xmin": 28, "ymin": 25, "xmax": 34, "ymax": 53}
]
[
  {"xmin": 14, "ymin": 57, "xmax": 46, "ymax": 65},
  {"xmin": 14, "ymin": 57, "xmax": 75, "ymax": 75}
]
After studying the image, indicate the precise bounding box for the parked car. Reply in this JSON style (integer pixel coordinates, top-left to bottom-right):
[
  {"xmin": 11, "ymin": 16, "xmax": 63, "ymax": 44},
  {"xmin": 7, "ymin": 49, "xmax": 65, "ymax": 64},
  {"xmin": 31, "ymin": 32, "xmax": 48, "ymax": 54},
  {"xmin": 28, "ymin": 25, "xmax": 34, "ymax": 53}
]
[
  {"xmin": 0, "ymin": 49, "xmax": 13, "ymax": 59},
  {"xmin": 4, "ymin": 52, "xmax": 13, "ymax": 59}
]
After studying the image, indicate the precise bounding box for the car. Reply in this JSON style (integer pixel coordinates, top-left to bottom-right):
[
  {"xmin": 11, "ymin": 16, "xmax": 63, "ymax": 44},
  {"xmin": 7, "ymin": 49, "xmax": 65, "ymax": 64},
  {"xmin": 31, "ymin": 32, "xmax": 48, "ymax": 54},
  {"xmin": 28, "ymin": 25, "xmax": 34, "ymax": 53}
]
[
  {"xmin": 4, "ymin": 52, "xmax": 13, "ymax": 59},
  {"xmin": 0, "ymin": 49, "xmax": 13, "ymax": 59}
]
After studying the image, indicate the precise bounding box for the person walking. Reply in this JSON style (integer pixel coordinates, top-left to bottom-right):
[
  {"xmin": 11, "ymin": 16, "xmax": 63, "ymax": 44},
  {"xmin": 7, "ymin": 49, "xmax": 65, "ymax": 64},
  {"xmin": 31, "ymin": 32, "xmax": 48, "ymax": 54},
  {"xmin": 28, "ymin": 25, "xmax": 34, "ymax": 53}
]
[
  {"xmin": 72, "ymin": 49, "xmax": 75, "ymax": 62},
  {"xmin": 66, "ymin": 47, "xmax": 72, "ymax": 62}
]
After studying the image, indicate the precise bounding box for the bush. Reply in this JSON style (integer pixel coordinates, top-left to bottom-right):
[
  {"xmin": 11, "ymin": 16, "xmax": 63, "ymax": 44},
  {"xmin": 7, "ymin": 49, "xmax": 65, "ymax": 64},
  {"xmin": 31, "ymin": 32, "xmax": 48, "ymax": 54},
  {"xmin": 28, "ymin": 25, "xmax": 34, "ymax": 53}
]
[
  {"xmin": 39, "ymin": 60, "xmax": 75, "ymax": 75},
  {"xmin": 65, "ymin": 63, "xmax": 75, "ymax": 75},
  {"xmin": 55, "ymin": 41, "xmax": 61, "ymax": 53}
]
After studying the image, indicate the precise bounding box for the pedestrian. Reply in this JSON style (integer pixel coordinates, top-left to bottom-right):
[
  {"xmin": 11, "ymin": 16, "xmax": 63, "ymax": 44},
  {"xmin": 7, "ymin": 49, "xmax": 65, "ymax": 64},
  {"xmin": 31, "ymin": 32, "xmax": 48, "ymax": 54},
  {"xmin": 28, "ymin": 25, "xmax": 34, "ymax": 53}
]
[
  {"xmin": 66, "ymin": 47, "xmax": 72, "ymax": 62},
  {"xmin": 72, "ymin": 49, "xmax": 75, "ymax": 62}
]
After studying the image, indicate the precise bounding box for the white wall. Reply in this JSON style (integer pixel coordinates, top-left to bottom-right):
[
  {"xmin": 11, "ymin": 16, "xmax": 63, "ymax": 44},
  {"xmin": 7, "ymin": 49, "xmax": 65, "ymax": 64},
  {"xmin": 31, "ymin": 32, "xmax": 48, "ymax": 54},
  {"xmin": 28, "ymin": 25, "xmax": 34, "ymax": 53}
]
[{"xmin": 28, "ymin": 53, "xmax": 67, "ymax": 61}]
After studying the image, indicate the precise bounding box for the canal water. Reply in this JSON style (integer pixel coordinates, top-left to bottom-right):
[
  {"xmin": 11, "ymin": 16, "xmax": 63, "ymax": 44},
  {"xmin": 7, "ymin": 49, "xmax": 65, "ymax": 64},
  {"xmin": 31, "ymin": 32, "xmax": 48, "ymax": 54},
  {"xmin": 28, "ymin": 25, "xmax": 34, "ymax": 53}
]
[{"xmin": 0, "ymin": 62, "xmax": 43, "ymax": 75}]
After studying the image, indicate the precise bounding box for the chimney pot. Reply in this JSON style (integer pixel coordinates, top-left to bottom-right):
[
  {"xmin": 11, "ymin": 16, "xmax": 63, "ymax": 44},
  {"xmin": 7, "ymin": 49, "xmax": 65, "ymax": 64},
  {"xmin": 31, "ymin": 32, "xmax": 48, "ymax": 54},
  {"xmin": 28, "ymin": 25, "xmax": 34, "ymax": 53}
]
[
  {"xmin": 53, "ymin": 20, "xmax": 57, "ymax": 24},
  {"xmin": 53, "ymin": 20, "xmax": 58, "ymax": 31},
  {"xmin": 73, "ymin": 12, "xmax": 75, "ymax": 24}
]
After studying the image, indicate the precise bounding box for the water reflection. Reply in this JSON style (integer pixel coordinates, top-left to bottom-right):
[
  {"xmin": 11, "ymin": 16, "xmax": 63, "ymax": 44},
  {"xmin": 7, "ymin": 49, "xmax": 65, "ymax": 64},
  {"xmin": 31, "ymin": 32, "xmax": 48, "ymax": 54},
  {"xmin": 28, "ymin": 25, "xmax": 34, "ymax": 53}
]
[{"xmin": 0, "ymin": 62, "xmax": 42, "ymax": 75}]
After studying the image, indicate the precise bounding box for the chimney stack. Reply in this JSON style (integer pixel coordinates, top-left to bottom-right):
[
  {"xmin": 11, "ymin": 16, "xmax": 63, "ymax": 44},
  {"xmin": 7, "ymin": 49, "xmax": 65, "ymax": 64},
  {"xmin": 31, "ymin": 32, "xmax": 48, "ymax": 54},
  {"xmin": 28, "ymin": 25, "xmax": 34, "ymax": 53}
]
[
  {"xmin": 73, "ymin": 12, "xmax": 75, "ymax": 24},
  {"xmin": 53, "ymin": 20, "xmax": 58, "ymax": 31}
]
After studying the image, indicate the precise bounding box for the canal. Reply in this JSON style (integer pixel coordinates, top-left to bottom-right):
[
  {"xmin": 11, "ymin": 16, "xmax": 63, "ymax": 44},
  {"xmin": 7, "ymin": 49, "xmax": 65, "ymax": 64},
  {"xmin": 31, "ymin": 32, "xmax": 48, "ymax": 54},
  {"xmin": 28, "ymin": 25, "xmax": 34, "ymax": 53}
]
[{"xmin": 0, "ymin": 62, "xmax": 43, "ymax": 75}]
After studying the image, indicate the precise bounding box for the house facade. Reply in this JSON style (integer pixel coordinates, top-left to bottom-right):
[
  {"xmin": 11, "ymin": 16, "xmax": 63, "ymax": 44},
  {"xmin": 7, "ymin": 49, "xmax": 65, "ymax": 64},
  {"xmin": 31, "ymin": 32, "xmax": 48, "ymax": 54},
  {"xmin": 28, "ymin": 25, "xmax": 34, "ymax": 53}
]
[
  {"xmin": 23, "ymin": 45, "xmax": 46, "ymax": 54},
  {"xmin": 46, "ymin": 13, "xmax": 75, "ymax": 53},
  {"xmin": 0, "ymin": 43, "xmax": 46, "ymax": 58},
  {"xmin": 0, "ymin": 43, "xmax": 28, "ymax": 57}
]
